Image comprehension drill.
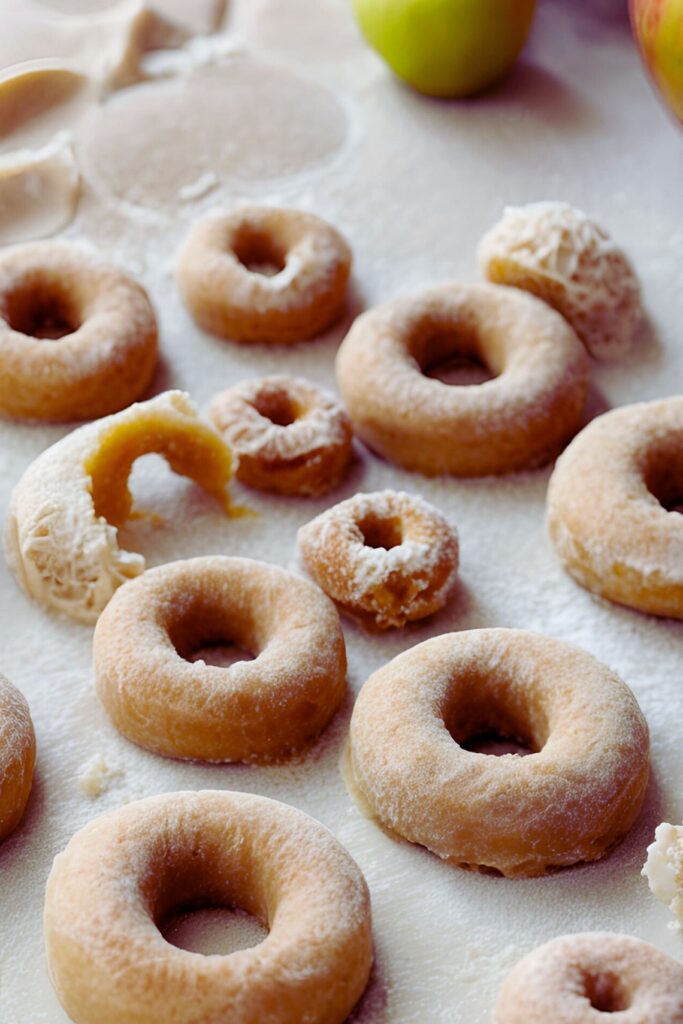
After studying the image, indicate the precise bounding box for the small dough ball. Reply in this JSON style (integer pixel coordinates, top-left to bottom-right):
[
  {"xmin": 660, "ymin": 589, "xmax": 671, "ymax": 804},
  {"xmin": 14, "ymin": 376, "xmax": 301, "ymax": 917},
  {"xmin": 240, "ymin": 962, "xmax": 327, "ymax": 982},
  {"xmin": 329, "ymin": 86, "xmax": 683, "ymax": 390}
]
[{"xmin": 478, "ymin": 201, "xmax": 642, "ymax": 360}]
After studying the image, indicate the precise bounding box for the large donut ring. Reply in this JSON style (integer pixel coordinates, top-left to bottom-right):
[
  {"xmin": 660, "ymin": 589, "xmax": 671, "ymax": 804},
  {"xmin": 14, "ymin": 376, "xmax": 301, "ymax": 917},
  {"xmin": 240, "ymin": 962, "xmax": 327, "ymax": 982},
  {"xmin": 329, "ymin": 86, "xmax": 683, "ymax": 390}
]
[
  {"xmin": 298, "ymin": 489, "xmax": 459, "ymax": 628},
  {"xmin": 335, "ymin": 283, "xmax": 589, "ymax": 476},
  {"xmin": 348, "ymin": 628, "xmax": 649, "ymax": 876},
  {"xmin": 0, "ymin": 672, "xmax": 35, "ymax": 843},
  {"xmin": 44, "ymin": 790, "xmax": 373, "ymax": 1024},
  {"xmin": 4, "ymin": 391, "xmax": 235, "ymax": 624},
  {"xmin": 176, "ymin": 207, "xmax": 351, "ymax": 344},
  {"xmin": 0, "ymin": 241, "xmax": 158, "ymax": 421},
  {"xmin": 209, "ymin": 375, "xmax": 353, "ymax": 496},
  {"xmin": 493, "ymin": 933, "xmax": 683, "ymax": 1022},
  {"xmin": 94, "ymin": 556, "xmax": 347, "ymax": 762},
  {"xmin": 548, "ymin": 397, "xmax": 683, "ymax": 619}
]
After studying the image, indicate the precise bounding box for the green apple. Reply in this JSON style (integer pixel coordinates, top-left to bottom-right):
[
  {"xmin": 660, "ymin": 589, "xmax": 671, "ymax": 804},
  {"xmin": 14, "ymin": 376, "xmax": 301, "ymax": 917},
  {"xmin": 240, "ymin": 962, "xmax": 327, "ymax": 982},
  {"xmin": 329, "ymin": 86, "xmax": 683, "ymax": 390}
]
[
  {"xmin": 352, "ymin": 0, "xmax": 537, "ymax": 98},
  {"xmin": 630, "ymin": 0, "xmax": 683, "ymax": 123}
]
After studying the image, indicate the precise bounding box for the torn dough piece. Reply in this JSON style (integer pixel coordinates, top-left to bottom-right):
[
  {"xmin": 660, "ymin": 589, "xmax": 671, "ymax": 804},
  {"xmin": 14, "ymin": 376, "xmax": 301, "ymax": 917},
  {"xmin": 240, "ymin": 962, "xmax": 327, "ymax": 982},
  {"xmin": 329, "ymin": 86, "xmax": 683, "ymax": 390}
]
[
  {"xmin": 0, "ymin": 132, "xmax": 79, "ymax": 244},
  {"xmin": 4, "ymin": 391, "xmax": 235, "ymax": 625},
  {"xmin": 643, "ymin": 822, "xmax": 683, "ymax": 928}
]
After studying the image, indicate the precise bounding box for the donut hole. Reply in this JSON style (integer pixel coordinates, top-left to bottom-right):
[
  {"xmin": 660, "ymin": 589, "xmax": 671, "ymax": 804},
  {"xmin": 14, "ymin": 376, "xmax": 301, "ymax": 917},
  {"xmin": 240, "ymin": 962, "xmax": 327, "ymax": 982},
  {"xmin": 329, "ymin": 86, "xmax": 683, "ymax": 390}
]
[
  {"xmin": 251, "ymin": 387, "xmax": 299, "ymax": 426},
  {"xmin": 407, "ymin": 316, "xmax": 499, "ymax": 386},
  {"xmin": 358, "ymin": 512, "xmax": 404, "ymax": 550},
  {"xmin": 188, "ymin": 643, "xmax": 255, "ymax": 668},
  {"xmin": 161, "ymin": 905, "xmax": 268, "ymax": 955},
  {"xmin": 4, "ymin": 279, "xmax": 81, "ymax": 340},
  {"xmin": 643, "ymin": 441, "xmax": 683, "ymax": 512},
  {"xmin": 584, "ymin": 971, "xmax": 630, "ymax": 1013},
  {"xmin": 444, "ymin": 675, "xmax": 547, "ymax": 756},
  {"xmin": 232, "ymin": 225, "xmax": 287, "ymax": 277},
  {"xmin": 462, "ymin": 731, "xmax": 534, "ymax": 757},
  {"xmin": 168, "ymin": 602, "xmax": 259, "ymax": 666}
]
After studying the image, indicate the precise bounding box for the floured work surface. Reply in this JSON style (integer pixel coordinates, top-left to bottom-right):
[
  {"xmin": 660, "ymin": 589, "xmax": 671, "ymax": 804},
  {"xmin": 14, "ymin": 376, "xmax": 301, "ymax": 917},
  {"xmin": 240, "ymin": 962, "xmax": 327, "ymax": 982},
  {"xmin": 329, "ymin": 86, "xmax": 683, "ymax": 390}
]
[{"xmin": 1, "ymin": 0, "xmax": 683, "ymax": 1020}]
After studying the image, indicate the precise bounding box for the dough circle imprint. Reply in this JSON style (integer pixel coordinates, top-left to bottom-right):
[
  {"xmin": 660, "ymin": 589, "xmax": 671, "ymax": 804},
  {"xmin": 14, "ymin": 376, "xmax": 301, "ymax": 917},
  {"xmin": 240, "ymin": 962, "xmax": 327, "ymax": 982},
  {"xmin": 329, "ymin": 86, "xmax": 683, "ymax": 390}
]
[
  {"xmin": 548, "ymin": 396, "xmax": 683, "ymax": 619},
  {"xmin": 209, "ymin": 375, "xmax": 353, "ymax": 496},
  {"xmin": 0, "ymin": 241, "xmax": 157, "ymax": 421},
  {"xmin": 0, "ymin": 672, "xmax": 35, "ymax": 844},
  {"xmin": 335, "ymin": 282, "xmax": 589, "ymax": 476},
  {"xmin": 94, "ymin": 556, "xmax": 347, "ymax": 762},
  {"xmin": 177, "ymin": 207, "xmax": 351, "ymax": 344},
  {"xmin": 348, "ymin": 628, "xmax": 649, "ymax": 876},
  {"xmin": 298, "ymin": 489, "xmax": 459, "ymax": 628},
  {"xmin": 493, "ymin": 932, "xmax": 683, "ymax": 1023},
  {"xmin": 44, "ymin": 790, "xmax": 373, "ymax": 1024}
]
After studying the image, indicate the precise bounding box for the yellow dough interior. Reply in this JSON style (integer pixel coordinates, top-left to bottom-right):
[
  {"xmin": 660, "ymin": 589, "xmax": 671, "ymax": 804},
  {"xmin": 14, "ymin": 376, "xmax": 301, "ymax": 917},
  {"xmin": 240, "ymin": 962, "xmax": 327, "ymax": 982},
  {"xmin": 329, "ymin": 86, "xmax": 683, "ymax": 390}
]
[{"xmin": 86, "ymin": 408, "xmax": 235, "ymax": 527}]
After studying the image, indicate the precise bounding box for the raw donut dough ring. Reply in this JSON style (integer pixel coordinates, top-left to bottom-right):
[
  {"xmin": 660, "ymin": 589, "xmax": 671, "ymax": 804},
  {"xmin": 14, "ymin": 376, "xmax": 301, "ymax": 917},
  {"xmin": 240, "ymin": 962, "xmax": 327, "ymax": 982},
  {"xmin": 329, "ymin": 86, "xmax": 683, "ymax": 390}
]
[
  {"xmin": 94, "ymin": 555, "xmax": 347, "ymax": 763},
  {"xmin": 0, "ymin": 241, "xmax": 158, "ymax": 421},
  {"xmin": 548, "ymin": 397, "xmax": 683, "ymax": 619},
  {"xmin": 44, "ymin": 790, "xmax": 373, "ymax": 1024},
  {"xmin": 335, "ymin": 282, "xmax": 589, "ymax": 476},
  {"xmin": 348, "ymin": 628, "xmax": 649, "ymax": 877},
  {"xmin": 209, "ymin": 374, "xmax": 353, "ymax": 496},
  {"xmin": 493, "ymin": 933, "xmax": 683, "ymax": 1023},
  {"xmin": 176, "ymin": 206, "xmax": 351, "ymax": 344},
  {"xmin": 298, "ymin": 489, "xmax": 459, "ymax": 628},
  {"xmin": 4, "ymin": 391, "xmax": 235, "ymax": 624},
  {"xmin": 0, "ymin": 672, "xmax": 35, "ymax": 844}
]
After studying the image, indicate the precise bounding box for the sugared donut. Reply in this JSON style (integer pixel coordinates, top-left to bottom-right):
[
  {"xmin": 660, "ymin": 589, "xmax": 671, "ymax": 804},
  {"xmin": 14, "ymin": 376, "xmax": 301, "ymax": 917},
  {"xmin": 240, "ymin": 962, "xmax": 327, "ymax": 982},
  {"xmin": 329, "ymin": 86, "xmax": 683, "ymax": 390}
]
[
  {"xmin": 478, "ymin": 201, "xmax": 643, "ymax": 360},
  {"xmin": 176, "ymin": 207, "xmax": 351, "ymax": 344},
  {"xmin": 209, "ymin": 375, "xmax": 353, "ymax": 496},
  {"xmin": 547, "ymin": 397, "xmax": 683, "ymax": 619},
  {"xmin": 4, "ymin": 391, "xmax": 236, "ymax": 624},
  {"xmin": 347, "ymin": 629, "xmax": 649, "ymax": 877},
  {"xmin": 335, "ymin": 283, "xmax": 588, "ymax": 477},
  {"xmin": 297, "ymin": 489, "xmax": 459, "ymax": 628},
  {"xmin": 0, "ymin": 672, "xmax": 35, "ymax": 843},
  {"xmin": 643, "ymin": 822, "xmax": 683, "ymax": 928},
  {"xmin": 44, "ymin": 790, "xmax": 373, "ymax": 1024},
  {"xmin": 94, "ymin": 556, "xmax": 347, "ymax": 763},
  {"xmin": 0, "ymin": 241, "xmax": 158, "ymax": 421},
  {"xmin": 493, "ymin": 933, "xmax": 683, "ymax": 1022}
]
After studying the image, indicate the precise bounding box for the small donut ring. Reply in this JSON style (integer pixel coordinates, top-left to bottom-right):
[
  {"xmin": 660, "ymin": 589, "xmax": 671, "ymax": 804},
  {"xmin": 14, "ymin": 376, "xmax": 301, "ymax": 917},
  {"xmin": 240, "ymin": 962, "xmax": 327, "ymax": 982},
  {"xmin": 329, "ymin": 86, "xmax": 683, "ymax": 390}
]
[
  {"xmin": 94, "ymin": 556, "xmax": 347, "ymax": 762},
  {"xmin": 493, "ymin": 933, "xmax": 683, "ymax": 1023},
  {"xmin": 176, "ymin": 207, "xmax": 351, "ymax": 344},
  {"xmin": 335, "ymin": 282, "xmax": 589, "ymax": 476},
  {"xmin": 44, "ymin": 790, "xmax": 373, "ymax": 1024},
  {"xmin": 548, "ymin": 397, "xmax": 683, "ymax": 619},
  {"xmin": 0, "ymin": 241, "xmax": 158, "ymax": 421},
  {"xmin": 348, "ymin": 628, "xmax": 649, "ymax": 876},
  {"xmin": 0, "ymin": 672, "xmax": 35, "ymax": 843},
  {"xmin": 209, "ymin": 375, "xmax": 353, "ymax": 496},
  {"xmin": 298, "ymin": 489, "xmax": 459, "ymax": 628},
  {"xmin": 4, "ymin": 391, "xmax": 235, "ymax": 624}
]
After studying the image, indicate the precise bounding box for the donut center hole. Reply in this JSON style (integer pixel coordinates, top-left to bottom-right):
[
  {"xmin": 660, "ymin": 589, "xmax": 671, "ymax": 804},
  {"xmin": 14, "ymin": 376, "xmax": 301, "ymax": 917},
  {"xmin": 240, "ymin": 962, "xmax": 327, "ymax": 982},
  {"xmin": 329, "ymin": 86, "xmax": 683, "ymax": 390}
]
[
  {"xmin": 232, "ymin": 225, "xmax": 287, "ymax": 276},
  {"xmin": 643, "ymin": 447, "xmax": 683, "ymax": 512},
  {"xmin": 410, "ymin": 322, "xmax": 498, "ymax": 386},
  {"xmin": 5, "ymin": 281, "xmax": 81, "ymax": 339},
  {"xmin": 251, "ymin": 389, "xmax": 299, "ymax": 427},
  {"xmin": 446, "ymin": 683, "xmax": 545, "ymax": 757},
  {"xmin": 424, "ymin": 353, "xmax": 494, "ymax": 386},
  {"xmin": 461, "ymin": 731, "xmax": 534, "ymax": 756},
  {"xmin": 358, "ymin": 513, "xmax": 404, "ymax": 550},
  {"xmin": 187, "ymin": 642, "xmax": 255, "ymax": 668},
  {"xmin": 161, "ymin": 905, "xmax": 268, "ymax": 956},
  {"xmin": 584, "ymin": 972, "xmax": 630, "ymax": 1013}
]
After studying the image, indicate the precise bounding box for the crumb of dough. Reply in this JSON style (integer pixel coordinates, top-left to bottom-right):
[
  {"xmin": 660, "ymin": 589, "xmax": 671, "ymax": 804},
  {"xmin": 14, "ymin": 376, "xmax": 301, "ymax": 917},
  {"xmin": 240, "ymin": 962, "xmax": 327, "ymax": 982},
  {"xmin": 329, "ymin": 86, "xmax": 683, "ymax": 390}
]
[{"xmin": 78, "ymin": 754, "xmax": 124, "ymax": 798}]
